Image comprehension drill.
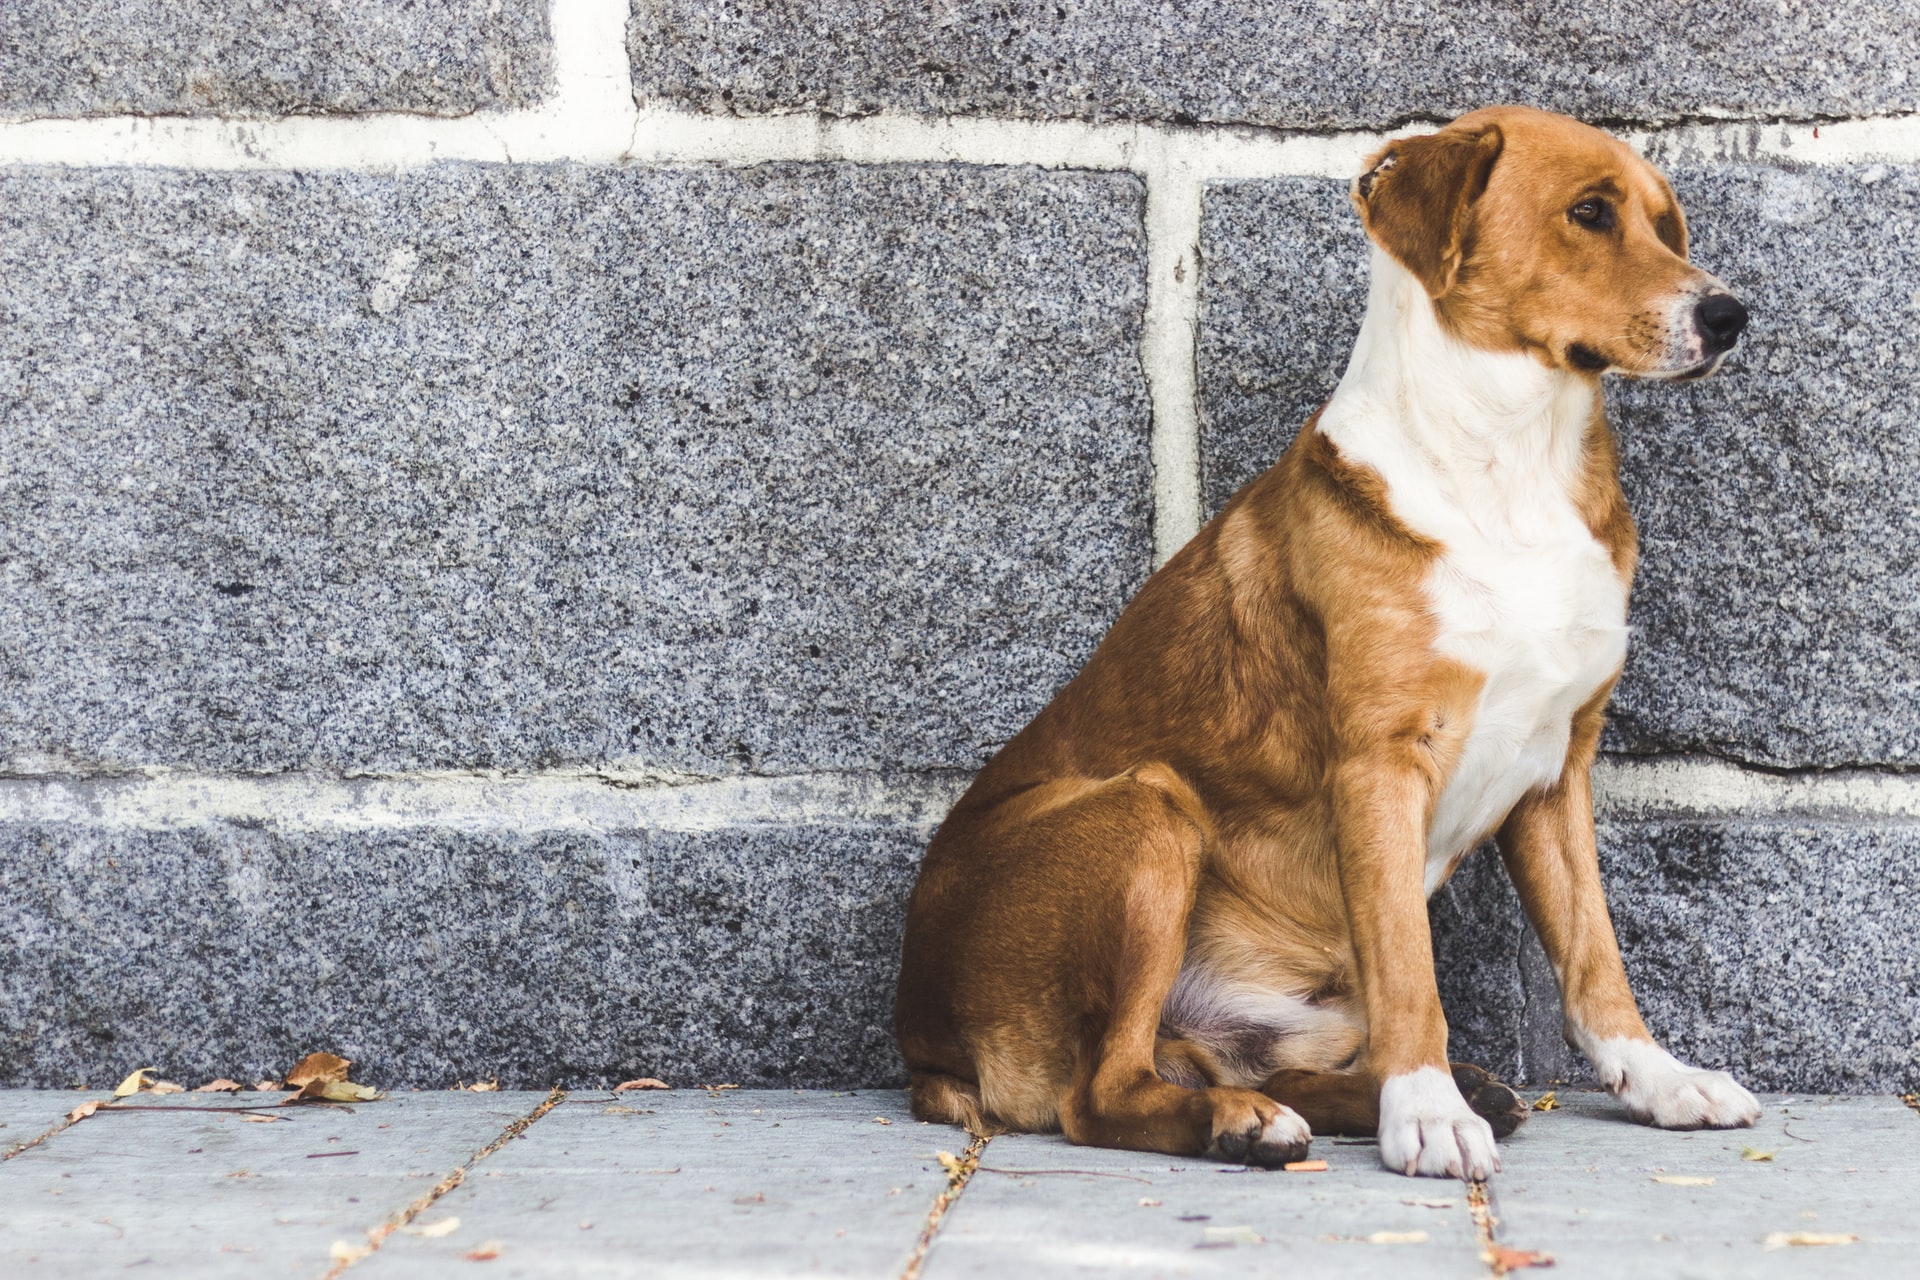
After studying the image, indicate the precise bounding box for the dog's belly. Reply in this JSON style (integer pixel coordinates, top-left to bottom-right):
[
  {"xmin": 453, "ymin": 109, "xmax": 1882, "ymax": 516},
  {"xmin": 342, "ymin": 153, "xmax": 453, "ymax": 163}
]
[
  {"xmin": 1423, "ymin": 535, "xmax": 1628, "ymax": 892},
  {"xmin": 1159, "ymin": 966, "xmax": 1364, "ymax": 1087}
]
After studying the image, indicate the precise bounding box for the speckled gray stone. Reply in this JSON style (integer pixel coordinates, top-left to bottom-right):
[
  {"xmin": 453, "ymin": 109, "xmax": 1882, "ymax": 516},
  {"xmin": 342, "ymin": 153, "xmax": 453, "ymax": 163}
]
[
  {"xmin": 0, "ymin": 815, "xmax": 928, "ymax": 1090},
  {"xmin": 1430, "ymin": 820, "xmax": 1920, "ymax": 1092},
  {"xmin": 626, "ymin": 0, "xmax": 1920, "ymax": 129},
  {"xmin": 1198, "ymin": 164, "xmax": 1920, "ymax": 767},
  {"xmin": 0, "ymin": 163, "xmax": 1150, "ymax": 776},
  {"xmin": 0, "ymin": 0, "xmax": 551, "ymax": 117}
]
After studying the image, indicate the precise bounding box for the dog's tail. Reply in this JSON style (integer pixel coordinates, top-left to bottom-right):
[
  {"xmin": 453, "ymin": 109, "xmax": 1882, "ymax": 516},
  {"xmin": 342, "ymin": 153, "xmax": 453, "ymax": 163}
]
[{"xmin": 909, "ymin": 1070, "xmax": 1006, "ymax": 1139}]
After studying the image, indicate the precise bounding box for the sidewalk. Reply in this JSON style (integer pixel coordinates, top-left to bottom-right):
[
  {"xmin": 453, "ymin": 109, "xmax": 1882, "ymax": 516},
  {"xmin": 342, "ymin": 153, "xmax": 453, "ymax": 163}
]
[{"xmin": 2, "ymin": 1086, "xmax": 1913, "ymax": 1277}]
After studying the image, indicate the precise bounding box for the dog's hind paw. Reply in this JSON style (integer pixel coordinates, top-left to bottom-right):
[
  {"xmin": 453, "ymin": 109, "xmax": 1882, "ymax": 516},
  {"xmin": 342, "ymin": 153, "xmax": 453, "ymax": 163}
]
[
  {"xmin": 1206, "ymin": 1090, "xmax": 1312, "ymax": 1167},
  {"xmin": 1451, "ymin": 1062, "xmax": 1529, "ymax": 1139}
]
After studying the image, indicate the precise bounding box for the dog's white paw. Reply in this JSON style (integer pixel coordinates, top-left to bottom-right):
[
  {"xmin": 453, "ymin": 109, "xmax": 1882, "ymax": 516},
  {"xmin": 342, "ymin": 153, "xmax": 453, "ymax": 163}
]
[
  {"xmin": 1589, "ymin": 1037, "xmax": 1762, "ymax": 1130},
  {"xmin": 1378, "ymin": 1067, "xmax": 1501, "ymax": 1180}
]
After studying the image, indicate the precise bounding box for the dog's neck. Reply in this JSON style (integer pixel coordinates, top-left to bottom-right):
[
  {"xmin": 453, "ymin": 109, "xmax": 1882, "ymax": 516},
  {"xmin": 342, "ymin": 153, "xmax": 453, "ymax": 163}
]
[{"xmin": 1318, "ymin": 248, "xmax": 1599, "ymax": 545}]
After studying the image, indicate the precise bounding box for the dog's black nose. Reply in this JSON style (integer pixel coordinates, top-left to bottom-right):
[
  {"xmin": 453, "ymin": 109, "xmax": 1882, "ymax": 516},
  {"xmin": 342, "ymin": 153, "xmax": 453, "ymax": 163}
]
[{"xmin": 1695, "ymin": 293, "xmax": 1749, "ymax": 353}]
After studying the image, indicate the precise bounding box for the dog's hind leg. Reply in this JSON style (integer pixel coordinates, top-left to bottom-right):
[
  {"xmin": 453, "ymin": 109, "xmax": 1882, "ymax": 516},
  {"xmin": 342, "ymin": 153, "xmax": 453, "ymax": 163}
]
[
  {"xmin": 1047, "ymin": 766, "xmax": 1312, "ymax": 1167},
  {"xmin": 1257, "ymin": 1064, "xmax": 1527, "ymax": 1138}
]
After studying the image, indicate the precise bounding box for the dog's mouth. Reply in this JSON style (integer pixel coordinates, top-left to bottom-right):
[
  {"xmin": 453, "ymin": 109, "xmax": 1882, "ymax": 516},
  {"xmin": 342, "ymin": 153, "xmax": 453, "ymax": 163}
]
[{"xmin": 1664, "ymin": 353, "xmax": 1726, "ymax": 382}]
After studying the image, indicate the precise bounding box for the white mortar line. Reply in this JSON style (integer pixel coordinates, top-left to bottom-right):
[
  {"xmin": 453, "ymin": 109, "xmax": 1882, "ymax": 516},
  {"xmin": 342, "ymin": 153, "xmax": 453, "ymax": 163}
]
[
  {"xmin": 0, "ymin": 770, "xmax": 970, "ymax": 835},
  {"xmin": 1141, "ymin": 151, "xmax": 1205, "ymax": 564},
  {"xmin": 3, "ymin": 758, "xmax": 1916, "ymax": 834}
]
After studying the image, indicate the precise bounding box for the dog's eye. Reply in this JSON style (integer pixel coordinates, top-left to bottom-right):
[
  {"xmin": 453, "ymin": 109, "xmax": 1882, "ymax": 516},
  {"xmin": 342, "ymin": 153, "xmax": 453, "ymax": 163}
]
[{"xmin": 1569, "ymin": 198, "xmax": 1616, "ymax": 231}]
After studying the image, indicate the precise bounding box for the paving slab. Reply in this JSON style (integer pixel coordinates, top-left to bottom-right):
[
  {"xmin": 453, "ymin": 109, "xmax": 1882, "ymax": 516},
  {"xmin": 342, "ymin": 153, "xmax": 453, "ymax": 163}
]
[
  {"xmin": 924, "ymin": 1127, "xmax": 1483, "ymax": 1278},
  {"xmin": 356, "ymin": 1088, "xmax": 943, "ymax": 1278},
  {"xmin": 0, "ymin": 1090, "xmax": 540, "ymax": 1278},
  {"xmin": 0, "ymin": 1091, "xmax": 102, "ymax": 1159},
  {"xmin": 1491, "ymin": 1091, "xmax": 1920, "ymax": 1278}
]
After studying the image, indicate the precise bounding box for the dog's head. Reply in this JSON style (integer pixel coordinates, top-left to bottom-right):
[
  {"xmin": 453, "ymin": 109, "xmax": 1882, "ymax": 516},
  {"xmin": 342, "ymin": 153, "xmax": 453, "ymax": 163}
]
[{"xmin": 1351, "ymin": 105, "xmax": 1745, "ymax": 380}]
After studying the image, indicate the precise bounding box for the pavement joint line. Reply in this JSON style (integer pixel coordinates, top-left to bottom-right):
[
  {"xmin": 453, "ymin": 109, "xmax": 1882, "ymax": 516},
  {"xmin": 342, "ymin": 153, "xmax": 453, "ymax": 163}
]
[
  {"xmin": 317, "ymin": 1086, "xmax": 566, "ymax": 1279},
  {"xmin": 898, "ymin": 1132, "xmax": 991, "ymax": 1280},
  {"xmin": 0, "ymin": 1093, "xmax": 112, "ymax": 1162}
]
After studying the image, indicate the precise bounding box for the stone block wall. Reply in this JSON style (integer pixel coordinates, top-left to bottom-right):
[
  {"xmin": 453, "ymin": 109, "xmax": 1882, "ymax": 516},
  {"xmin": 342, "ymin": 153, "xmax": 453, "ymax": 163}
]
[{"xmin": 2, "ymin": 0, "xmax": 1915, "ymax": 1093}]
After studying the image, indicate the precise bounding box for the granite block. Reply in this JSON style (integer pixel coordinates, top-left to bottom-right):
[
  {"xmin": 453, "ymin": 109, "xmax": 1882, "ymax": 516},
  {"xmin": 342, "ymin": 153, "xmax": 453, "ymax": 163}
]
[
  {"xmin": 0, "ymin": 813, "xmax": 927, "ymax": 1090},
  {"xmin": 0, "ymin": 0, "xmax": 551, "ymax": 117},
  {"xmin": 627, "ymin": 0, "xmax": 1919, "ymax": 129},
  {"xmin": 1429, "ymin": 820, "xmax": 1920, "ymax": 1092},
  {"xmin": 0, "ymin": 163, "xmax": 1150, "ymax": 775},
  {"xmin": 1198, "ymin": 164, "xmax": 1920, "ymax": 767}
]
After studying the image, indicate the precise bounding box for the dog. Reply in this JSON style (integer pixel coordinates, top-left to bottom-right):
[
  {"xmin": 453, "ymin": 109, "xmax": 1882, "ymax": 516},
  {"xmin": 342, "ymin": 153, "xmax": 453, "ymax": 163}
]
[{"xmin": 894, "ymin": 105, "xmax": 1762, "ymax": 1179}]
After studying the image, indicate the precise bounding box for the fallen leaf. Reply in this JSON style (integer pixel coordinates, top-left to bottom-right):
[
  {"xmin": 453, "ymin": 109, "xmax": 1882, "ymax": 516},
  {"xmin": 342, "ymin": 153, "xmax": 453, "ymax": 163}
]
[
  {"xmin": 936, "ymin": 1151, "xmax": 965, "ymax": 1177},
  {"xmin": 1531, "ymin": 1091, "xmax": 1560, "ymax": 1112},
  {"xmin": 252, "ymin": 1081, "xmax": 284, "ymax": 1092},
  {"xmin": 113, "ymin": 1068, "xmax": 156, "ymax": 1098},
  {"xmin": 1203, "ymin": 1226, "xmax": 1264, "ymax": 1245},
  {"xmin": 466, "ymin": 1081, "xmax": 499, "ymax": 1093},
  {"xmin": 1489, "ymin": 1246, "xmax": 1556, "ymax": 1270},
  {"xmin": 288, "ymin": 1078, "xmax": 385, "ymax": 1104},
  {"xmin": 872, "ymin": 1117, "xmax": 893, "ymax": 1125},
  {"xmin": 1650, "ymin": 1175, "xmax": 1715, "ymax": 1186},
  {"xmin": 67, "ymin": 1100, "xmax": 102, "ymax": 1123},
  {"xmin": 613, "ymin": 1078, "xmax": 670, "ymax": 1092},
  {"xmin": 1368, "ymin": 1230, "xmax": 1429, "ymax": 1244},
  {"xmin": 1741, "ymin": 1146, "xmax": 1776, "ymax": 1162},
  {"xmin": 407, "ymin": 1217, "xmax": 460, "ymax": 1239},
  {"xmin": 285, "ymin": 1052, "xmax": 351, "ymax": 1089},
  {"xmin": 1284, "ymin": 1159, "xmax": 1329, "ymax": 1172},
  {"xmin": 701, "ymin": 1083, "xmax": 740, "ymax": 1092},
  {"xmin": 465, "ymin": 1241, "xmax": 504, "ymax": 1261},
  {"xmin": 148, "ymin": 1081, "xmax": 186, "ymax": 1095},
  {"xmin": 1763, "ymin": 1232, "xmax": 1858, "ymax": 1250},
  {"xmin": 239, "ymin": 1114, "xmax": 286, "ymax": 1124},
  {"xmin": 328, "ymin": 1240, "xmax": 371, "ymax": 1264},
  {"xmin": 1139, "ymin": 1198, "xmax": 1163, "ymax": 1207},
  {"xmin": 1402, "ymin": 1196, "xmax": 1457, "ymax": 1209},
  {"xmin": 196, "ymin": 1080, "xmax": 244, "ymax": 1093}
]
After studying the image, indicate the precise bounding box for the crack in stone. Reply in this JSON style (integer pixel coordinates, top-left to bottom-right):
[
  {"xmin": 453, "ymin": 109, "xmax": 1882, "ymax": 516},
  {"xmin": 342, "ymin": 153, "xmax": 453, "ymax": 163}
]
[
  {"xmin": 320, "ymin": 1087, "xmax": 566, "ymax": 1278},
  {"xmin": 0, "ymin": 1095, "xmax": 114, "ymax": 1163},
  {"xmin": 898, "ymin": 1132, "xmax": 990, "ymax": 1280}
]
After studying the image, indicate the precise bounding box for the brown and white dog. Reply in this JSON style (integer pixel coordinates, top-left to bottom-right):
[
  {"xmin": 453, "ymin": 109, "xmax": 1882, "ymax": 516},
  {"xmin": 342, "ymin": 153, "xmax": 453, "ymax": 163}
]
[{"xmin": 895, "ymin": 105, "xmax": 1762, "ymax": 1180}]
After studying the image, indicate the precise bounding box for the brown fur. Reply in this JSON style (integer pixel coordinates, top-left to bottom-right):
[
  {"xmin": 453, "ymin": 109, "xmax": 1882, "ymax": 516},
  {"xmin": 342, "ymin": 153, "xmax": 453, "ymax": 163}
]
[{"xmin": 895, "ymin": 106, "xmax": 1717, "ymax": 1164}]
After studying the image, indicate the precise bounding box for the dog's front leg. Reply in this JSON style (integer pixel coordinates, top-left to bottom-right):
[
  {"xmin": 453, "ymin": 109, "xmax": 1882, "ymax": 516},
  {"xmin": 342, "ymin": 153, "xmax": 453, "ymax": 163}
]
[
  {"xmin": 1336, "ymin": 762, "xmax": 1501, "ymax": 1179},
  {"xmin": 1497, "ymin": 709, "xmax": 1761, "ymax": 1130}
]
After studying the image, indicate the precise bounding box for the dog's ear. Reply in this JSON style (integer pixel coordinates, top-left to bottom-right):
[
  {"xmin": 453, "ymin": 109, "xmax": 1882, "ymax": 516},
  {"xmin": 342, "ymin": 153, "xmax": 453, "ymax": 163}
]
[{"xmin": 1351, "ymin": 124, "xmax": 1504, "ymax": 299}]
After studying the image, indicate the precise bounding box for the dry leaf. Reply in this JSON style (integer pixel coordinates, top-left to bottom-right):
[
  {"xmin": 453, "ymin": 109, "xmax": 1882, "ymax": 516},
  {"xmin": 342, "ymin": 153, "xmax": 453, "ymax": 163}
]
[
  {"xmin": 1284, "ymin": 1159, "xmax": 1329, "ymax": 1172},
  {"xmin": 328, "ymin": 1240, "xmax": 371, "ymax": 1264},
  {"xmin": 1139, "ymin": 1198, "xmax": 1163, "ymax": 1207},
  {"xmin": 148, "ymin": 1081, "xmax": 186, "ymax": 1095},
  {"xmin": 1489, "ymin": 1246, "xmax": 1556, "ymax": 1270},
  {"xmin": 936, "ymin": 1151, "xmax": 964, "ymax": 1176},
  {"xmin": 1650, "ymin": 1175, "xmax": 1715, "ymax": 1186},
  {"xmin": 613, "ymin": 1078, "xmax": 670, "ymax": 1092},
  {"xmin": 701, "ymin": 1083, "xmax": 739, "ymax": 1092},
  {"xmin": 239, "ymin": 1114, "xmax": 285, "ymax": 1124},
  {"xmin": 1741, "ymin": 1146, "xmax": 1776, "ymax": 1162},
  {"xmin": 465, "ymin": 1241, "xmax": 504, "ymax": 1261},
  {"xmin": 1763, "ymin": 1232, "xmax": 1858, "ymax": 1250},
  {"xmin": 1531, "ymin": 1091, "xmax": 1560, "ymax": 1112},
  {"xmin": 67, "ymin": 1100, "xmax": 102, "ymax": 1123},
  {"xmin": 407, "ymin": 1217, "xmax": 461, "ymax": 1239},
  {"xmin": 872, "ymin": 1117, "xmax": 893, "ymax": 1125},
  {"xmin": 1203, "ymin": 1226, "xmax": 1264, "ymax": 1245},
  {"xmin": 466, "ymin": 1081, "xmax": 499, "ymax": 1093},
  {"xmin": 288, "ymin": 1078, "xmax": 385, "ymax": 1104},
  {"xmin": 1368, "ymin": 1231, "xmax": 1429, "ymax": 1244},
  {"xmin": 252, "ymin": 1081, "xmax": 284, "ymax": 1092},
  {"xmin": 195, "ymin": 1079, "xmax": 244, "ymax": 1093},
  {"xmin": 285, "ymin": 1052, "xmax": 351, "ymax": 1089},
  {"xmin": 113, "ymin": 1068, "xmax": 156, "ymax": 1098},
  {"xmin": 1402, "ymin": 1197, "xmax": 1457, "ymax": 1209}
]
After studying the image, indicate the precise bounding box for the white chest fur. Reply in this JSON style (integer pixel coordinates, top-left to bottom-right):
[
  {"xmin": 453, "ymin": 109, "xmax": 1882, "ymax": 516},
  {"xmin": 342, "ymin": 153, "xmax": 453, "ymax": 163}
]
[{"xmin": 1320, "ymin": 250, "xmax": 1630, "ymax": 893}]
